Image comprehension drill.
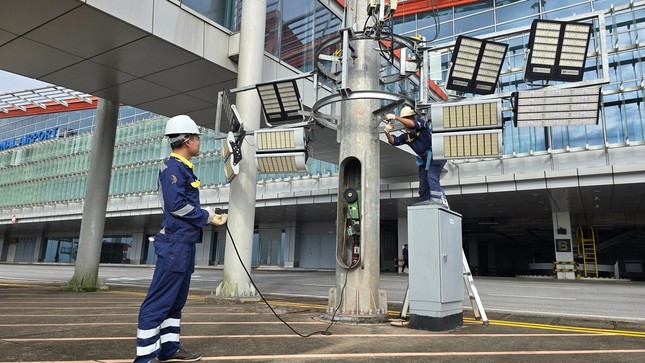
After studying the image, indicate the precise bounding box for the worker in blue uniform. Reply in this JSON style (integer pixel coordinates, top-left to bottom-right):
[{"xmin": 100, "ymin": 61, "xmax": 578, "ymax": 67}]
[
  {"xmin": 134, "ymin": 115, "xmax": 227, "ymax": 363},
  {"xmin": 384, "ymin": 106, "xmax": 448, "ymax": 207}
]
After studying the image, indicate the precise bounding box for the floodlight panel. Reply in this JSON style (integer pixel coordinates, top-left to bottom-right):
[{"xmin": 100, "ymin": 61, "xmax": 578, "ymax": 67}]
[
  {"xmin": 256, "ymin": 80, "xmax": 303, "ymax": 125},
  {"xmin": 257, "ymin": 85, "xmax": 282, "ymax": 113},
  {"xmin": 256, "ymin": 152, "xmax": 308, "ymax": 173},
  {"xmin": 221, "ymin": 132, "xmax": 235, "ymax": 160},
  {"xmin": 255, "ymin": 128, "xmax": 306, "ymax": 152},
  {"xmin": 431, "ymin": 100, "xmax": 502, "ymax": 132},
  {"xmin": 447, "ymin": 36, "xmax": 508, "ymax": 95},
  {"xmin": 432, "ymin": 130, "xmax": 503, "ymax": 159},
  {"xmin": 513, "ymin": 86, "xmax": 601, "ymax": 127},
  {"xmin": 224, "ymin": 156, "xmax": 239, "ymax": 183},
  {"xmin": 525, "ymin": 19, "xmax": 592, "ymax": 82}
]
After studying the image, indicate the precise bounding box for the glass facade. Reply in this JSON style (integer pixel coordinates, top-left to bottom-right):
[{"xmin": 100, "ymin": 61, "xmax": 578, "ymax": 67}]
[
  {"xmin": 392, "ymin": 0, "xmax": 643, "ymax": 156},
  {"xmin": 0, "ymin": 105, "xmax": 154, "ymax": 143},
  {"xmin": 180, "ymin": 0, "xmax": 241, "ymax": 31},
  {"xmin": 40, "ymin": 236, "xmax": 133, "ymax": 264},
  {"xmin": 0, "ymin": 109, "xmax": 338, "ymax": 209},
  {"xmin": 168, "ymin": 0, "xmax": 342, "ymax": 71},
  {"xmin": 264, "ymin": 0, "xmax": 341, "ymax": 71}
]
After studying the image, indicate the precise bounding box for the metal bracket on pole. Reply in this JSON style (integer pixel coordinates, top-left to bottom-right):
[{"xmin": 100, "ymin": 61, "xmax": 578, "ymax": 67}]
[
  {"xmin": 419, "ymin": 49, "xmax": 429, "ymax": 104},
  {"xmin": 340, "ymin": 27, "xmax": 353, "ymax": 93}
]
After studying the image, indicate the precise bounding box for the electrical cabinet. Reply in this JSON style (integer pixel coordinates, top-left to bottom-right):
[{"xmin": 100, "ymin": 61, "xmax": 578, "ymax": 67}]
[{"xmin": 408, "ymin": 203, "xmax": 463, "ymax": 331}]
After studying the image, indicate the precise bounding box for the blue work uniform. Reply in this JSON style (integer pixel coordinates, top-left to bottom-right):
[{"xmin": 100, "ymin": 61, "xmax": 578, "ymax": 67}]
[
  {"xmin": 135, "ymin": 152, "xmax": 210, "ymax": 363},
  {"xmin": 391, "ymin": 117, "xmax": 447, "ymax": 202}
]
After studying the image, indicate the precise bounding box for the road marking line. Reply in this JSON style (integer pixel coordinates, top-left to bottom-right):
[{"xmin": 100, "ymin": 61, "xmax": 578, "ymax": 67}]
[
  {"xmin": 486, "ymin": 293, "xmax": 576, "ymax": 300},
  {"xmin": 1, "ymin": 349, "xmax": 645, "ymax": 363}
]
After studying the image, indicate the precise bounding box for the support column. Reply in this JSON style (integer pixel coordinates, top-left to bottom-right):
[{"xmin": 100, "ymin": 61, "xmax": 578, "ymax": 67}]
[
  {"xmin": 553, "ymin": 211, "xmax": 575, "ymax": 279},
  {"xmin": 326, "ymin": 0, "xmax": 387, "ymax": 322},
  {"xmin": 467, "ymin": 236, "xmax": 479, "ymax": 275},
  {"xmin": 33, "ymin": 234, "xmax": 44, "ymax": 262},
  {"xmin": 67, "ymin": 98, "xmax": 118, "ymax": 291},
  {"xmin": 128, "ymin": 230, "xmax": 145, "ymax": 265},
  {"xmin": 196, "ymin": 227, "xmax": 214, "ymax": 266},
  {"xmin": 0, "ymin": 234, "xmax": 6, "ymax": 261},
  {"xmin": 397, "ymin": 217, "xmax": 408, "ymax": 272},
  {"xmin": 214, "ymin": 0, "xmax": 266, "ymax": 300},
  {"xmin": 283, "ymin": 222, "xmax": 297, "ymax": 268}
]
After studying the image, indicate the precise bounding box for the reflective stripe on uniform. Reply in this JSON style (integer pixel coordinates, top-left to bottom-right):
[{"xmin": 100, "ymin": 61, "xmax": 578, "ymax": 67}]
[
  {"xmin": 170, "ymin": 204, "xmax": 194, "ymax": 217},
  {"xmin": 160, "ymin": 332, "xmax": 180, "ymax": 344},
  {"xmin": 161, "ymin": 318, "xmax": 180, "ymax": 328},
  {"xmin": 137, "ymin": 326, "xmax": 160, "ymax": 339},
  {"xmin": 136, "ymin": 340, "xmax": 160, "ymax": 356}
]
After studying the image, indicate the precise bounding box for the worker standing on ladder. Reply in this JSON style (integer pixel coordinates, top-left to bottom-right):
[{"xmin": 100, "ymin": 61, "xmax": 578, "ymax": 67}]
[{"xmin": 384, "ymin": 106, "xmax": 448, "ymax": 207}]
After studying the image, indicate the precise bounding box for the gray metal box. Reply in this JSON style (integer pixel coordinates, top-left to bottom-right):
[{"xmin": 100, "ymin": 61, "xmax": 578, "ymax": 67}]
[{"xmin": 408, "ymin": 203, "xmax": 463, "ymax": 330}]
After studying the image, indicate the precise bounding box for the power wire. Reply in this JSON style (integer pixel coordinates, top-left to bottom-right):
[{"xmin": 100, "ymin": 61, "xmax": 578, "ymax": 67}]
[{"xmin": 222, "ymin": 221, "xmax": 349, "ymax": 337}]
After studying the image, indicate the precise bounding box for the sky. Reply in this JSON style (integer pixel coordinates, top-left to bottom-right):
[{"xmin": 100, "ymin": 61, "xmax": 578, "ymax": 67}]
[{"xmin": 0, "ymin": 70, "xmax": 51, "ymax": 94}]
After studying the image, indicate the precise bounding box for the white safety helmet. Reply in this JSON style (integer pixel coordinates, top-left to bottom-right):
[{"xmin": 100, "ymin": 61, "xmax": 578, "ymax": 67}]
[
  {"xmin": 164, "ymin": 115, "xmax": 202, "ymax": 136},
  {"xmin": 400, "ymin": 106, "xmax": 415, "ymax": 118}
]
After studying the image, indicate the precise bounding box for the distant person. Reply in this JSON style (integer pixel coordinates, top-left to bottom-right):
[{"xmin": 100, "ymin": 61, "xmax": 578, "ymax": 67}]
[
  {"xmin": 401, "ymin": 244, "xmax": 409, "ymax": 273},
  {"xmin": 134, "ymin": 115, "xmax": 227, "ymax": 363},
  {"xmin": 384, "ymin": 107, "xmax": 448, "ymax": 207}
]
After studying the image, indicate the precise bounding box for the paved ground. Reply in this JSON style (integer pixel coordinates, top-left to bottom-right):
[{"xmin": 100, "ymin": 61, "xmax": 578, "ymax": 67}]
[{"xmin": 1, "ymin": 282, "xmax": 644, "ymax": 362}]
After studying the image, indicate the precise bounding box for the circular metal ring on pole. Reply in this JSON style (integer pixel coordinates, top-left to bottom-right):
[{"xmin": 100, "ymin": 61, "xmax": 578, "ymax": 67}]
[
  {"xmin": 315, "ymin": 30, "xmax": 420, "ymax": 69},
  {"xmin": 312, "ymin": 90, "xmax": 414, "ymax": 115},
  {"xmin": 314, "ymin": 30, "xmax": 422, "ymax": 83}
]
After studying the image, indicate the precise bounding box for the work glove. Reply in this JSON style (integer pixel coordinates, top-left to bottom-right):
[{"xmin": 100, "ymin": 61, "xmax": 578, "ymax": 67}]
[
  {"xmin": 205, "ymin": 207, "xmax": 228, "ymax": 225},
  {"xmin": 384, "ymin": 122, "xmax": 394, "ymax": 133},
  {"xmin": 385, "ymin": 113, "xmax": 396, "ymax": 121},
  {"xmin": 211, "ymin": 213, "xmax": 228, "ymax": 226}
]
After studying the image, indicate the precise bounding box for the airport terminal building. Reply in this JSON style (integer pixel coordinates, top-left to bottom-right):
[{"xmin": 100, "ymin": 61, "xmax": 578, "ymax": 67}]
[{"xmin": 1, "ymin": 0, "xmax": 644, "ymax": 279}]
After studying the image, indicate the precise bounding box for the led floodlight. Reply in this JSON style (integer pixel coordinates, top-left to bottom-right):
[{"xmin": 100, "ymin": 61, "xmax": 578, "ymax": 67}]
[
  {"xmin": 431, "ymin": 100, "xmax": 502, "ymax": 132},
  {"xmin": 512, "ymin": 86, "xmax": 601, "ymax": 127},
  {"xmin": 254, "ymin": 127, "xmax": 309, "ymax": 173},
  {"xmin": 256, "ymin": 80, "xmax": 303, "ymax": 126},
  {"xmin": 446, "ymin": 36, "xmax": 508, "ymax": 95},
  {"xmin": 432, "ymin": 130, "xmax": 503, "ymax": 159},
  {"xmin": 256, "ymin": 153, "xmax": 308, "ymax": 173},
  {"xmin": 524, "ymin": 19, "xmax": 592, "ymax": 82}
]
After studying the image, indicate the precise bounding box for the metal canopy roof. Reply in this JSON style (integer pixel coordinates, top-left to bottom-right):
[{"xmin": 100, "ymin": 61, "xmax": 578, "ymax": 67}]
[{"xmin": 0, "ymin": 86, "xmax": 92, "ymax": 114}]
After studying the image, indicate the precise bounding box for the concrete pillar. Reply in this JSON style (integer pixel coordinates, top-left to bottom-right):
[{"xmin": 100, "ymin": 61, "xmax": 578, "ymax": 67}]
[
  {"xmin": 487, "ymin": 244, "xmax": 496, "ymax": 276},
  {"xmin": 6, "ymin": 240, "xmax": 16, "ymax": 262},
  {"xmin": 549, "ymin": 189, "xmax": 575, "ymax": 279},
  {"xmin": 0, "ymin": 234, "xmax": 6, "ymax": 261},
  {"xmin": 68, "ymin": 98, "xmax": 118, "ymax": 291},
  {"xmin": 552, "ymin": 211, "xmax": 575, "ymax": 279},
  {"xmin": 196, "ymin": 227, "xmax": 214, "ymax": 266},
  {"xmin": 128, "ymin": 230, "xmax": 145, "ymax": 265},
  {"xmin": 32, "ymin": 234, "xmax": 44, "ymax": 262},
  {"xmin": 215, "ymin": 0, "xmax": 265, "ymax": 300},
  {"xmin": 283, "ymin": 222, "xmax": 297, "ymax": 268},
  {"xmin": 326, "ymin": 0, "xmax": 387, "ymax": 322},
  {"xmin": 397, "ymin": 217, "xmax": 408, "ymax": 272},
  {"xmin": 467, "ymin": 236, "xmax": 479, "ymax": 274}
]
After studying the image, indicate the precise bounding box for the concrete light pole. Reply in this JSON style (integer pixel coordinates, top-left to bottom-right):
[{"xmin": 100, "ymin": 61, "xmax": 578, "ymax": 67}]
[
  {"xmin": 214, "ymin": 0, "xmax": 266, "ymax": 301},
  {"xmin": 326, "ymin": 0, "xmax": 388, "ymax": 322},
  {"xmin": 67, "ymin": 98, "xmax": 118, "ymax": 291}
]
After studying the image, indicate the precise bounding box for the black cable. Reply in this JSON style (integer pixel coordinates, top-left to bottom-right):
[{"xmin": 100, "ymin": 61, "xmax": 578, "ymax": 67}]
[{"xmin": 223, "ymin": 222, "xmax": 349, "ymax": 337}]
